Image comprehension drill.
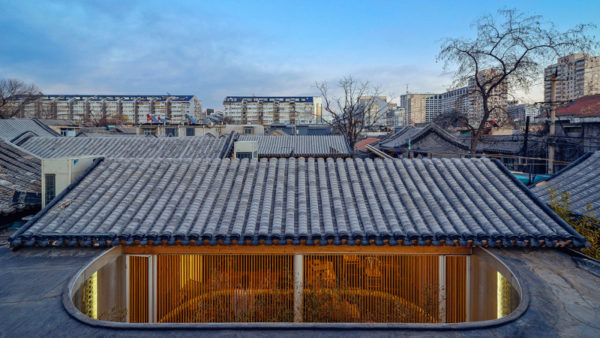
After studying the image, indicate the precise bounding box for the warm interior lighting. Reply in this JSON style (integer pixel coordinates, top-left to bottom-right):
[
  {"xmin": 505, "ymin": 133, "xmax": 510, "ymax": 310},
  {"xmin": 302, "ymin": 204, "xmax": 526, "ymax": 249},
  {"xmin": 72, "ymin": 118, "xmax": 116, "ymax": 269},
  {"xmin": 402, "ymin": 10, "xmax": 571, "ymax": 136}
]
[
  {"xmin": 84, "ymin": 272, "xmax": 98, "ymax": 319},
  {"xmin": 496, "ymin": 272, "xmax": 510, "ymax": 318}
]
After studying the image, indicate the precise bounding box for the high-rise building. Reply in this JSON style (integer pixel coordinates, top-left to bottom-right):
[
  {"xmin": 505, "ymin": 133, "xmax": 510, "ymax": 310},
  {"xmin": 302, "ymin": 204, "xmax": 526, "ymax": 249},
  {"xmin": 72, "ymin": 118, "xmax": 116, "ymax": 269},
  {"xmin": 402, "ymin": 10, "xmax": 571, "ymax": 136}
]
[
  {"xmin": 544, "ymin": 53, "xmax": 600, "ymax": 103},
  {"xmin": 423, "ymin": 87, "xmax": 472, "ymax": 123},
  {"xmin": 358, "ymin": 96, "xmax": 390, "ymax": 126},
  {"xmin": 468, "ymin": 69, "xmax": 508, "ymax": 125},
  {"xmin": 400, "ymin": 94, "xmax": 435, "ymax": 125},
  {"xmin": 11, "ymin": 95, "xmax": 202, "ymax": 125},
  {"xmin": 425, "ymin": 95, "xmax": 442, "ymax": 123},
  {"xmin": 222, "ymin": 96, "xmax": 322, "ymax": 125},
  {"xmin": 441, "ymin": 87, "xmax": 470, "ymax": 115}
]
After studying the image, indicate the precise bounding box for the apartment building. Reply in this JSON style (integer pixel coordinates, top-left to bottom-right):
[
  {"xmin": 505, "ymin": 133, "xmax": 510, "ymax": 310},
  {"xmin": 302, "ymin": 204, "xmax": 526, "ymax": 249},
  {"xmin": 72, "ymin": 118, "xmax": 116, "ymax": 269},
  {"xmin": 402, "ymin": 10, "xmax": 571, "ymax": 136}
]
[
  {"xmin": 400, "ymin": 94, "xmax": 435, "ymax": 125},
  {"xmin": 12, "ymin": 95, "xmax": 202, "ymax": 125},
  {"xmin": 420, "ymin": 87, "xmax": 471, "ymax": 123},
  {"xmin": 222, "ymin": 96, "xmax": 322, "ymax": 125},
  {"xmin": 544, "ymin": 53, "xmax": 600, "ymax": 103},
  {"xmin": 358, "ymin": 96, "xmax": 391, "ymax": 126},
  {"xmin": 467, "ymin": 69, "xmax": 508, "ymax": 125}
]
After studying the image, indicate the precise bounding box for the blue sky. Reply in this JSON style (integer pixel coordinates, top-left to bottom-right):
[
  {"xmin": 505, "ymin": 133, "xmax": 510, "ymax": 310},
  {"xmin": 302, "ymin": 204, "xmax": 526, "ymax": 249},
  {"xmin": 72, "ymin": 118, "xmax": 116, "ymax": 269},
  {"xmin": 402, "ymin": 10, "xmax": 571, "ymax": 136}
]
[{"xmin": 1, "ymin": 0, "xmax": 599, "ymax": 109}]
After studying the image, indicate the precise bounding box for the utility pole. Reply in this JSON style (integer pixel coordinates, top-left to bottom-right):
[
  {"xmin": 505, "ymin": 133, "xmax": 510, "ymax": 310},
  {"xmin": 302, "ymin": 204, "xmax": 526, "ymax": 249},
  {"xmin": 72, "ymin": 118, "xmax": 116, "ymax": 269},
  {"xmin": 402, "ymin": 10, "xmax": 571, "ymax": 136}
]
[
  {"xmin": 547, "ymin": 71, "xmax": 557, "ymax": 174},
  {"xmin": 523, "ymin": 116, "xmax": 531, "ymax": 184}
]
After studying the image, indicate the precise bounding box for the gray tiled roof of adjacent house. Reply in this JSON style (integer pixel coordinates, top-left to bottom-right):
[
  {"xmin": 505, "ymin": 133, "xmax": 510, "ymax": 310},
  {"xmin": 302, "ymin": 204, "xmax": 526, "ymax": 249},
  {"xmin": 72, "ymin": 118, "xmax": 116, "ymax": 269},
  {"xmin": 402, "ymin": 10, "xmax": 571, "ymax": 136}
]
[
  {"xmin": 0, "ymin": 119, "xmax": 60, "ymax": 140},
  {"xmin": 0, "ymin": 140, "xmax": 41, "ymax": 216},
  {"xmin": 457, "ymin": 134, "xmax": 546, "ymax": 155},
  {"xmin": 378, "ymin": 125, "xmax": 468, "ymax": 150},
  {"xmin": 237, "ymin": 135, "xmax": 351, "ymax": 157},
  {"xmin": 532, "ymin": 151, "xmax": 600, "ymax": 215},
  {"xmin": 16, "ymin": 135, "xmax": 232, "ymax": 159},
  {"xmin": 10, "ymin": 157, "xmax": 584, "ymax": 248}
]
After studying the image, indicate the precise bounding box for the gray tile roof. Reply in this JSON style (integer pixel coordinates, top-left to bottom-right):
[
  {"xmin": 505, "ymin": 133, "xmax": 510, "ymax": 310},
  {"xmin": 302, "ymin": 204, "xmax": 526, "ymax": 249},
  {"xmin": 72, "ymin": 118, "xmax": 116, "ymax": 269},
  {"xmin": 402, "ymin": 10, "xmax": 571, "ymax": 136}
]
[
  {"xmin": 237, "ymin": 135, "xmax": 351, "ymax": 157},
  {"xmin": 0, "ymin": 140, "xmax": 41, "ymax": 216},
  {"xmin": 0, "ymin": 119, "xmax": 60, "ymax": 140},
  {"xmin": 378, "ymin": 125, "xmax": 468, "ymax": 150},
  {"xmin": 10, "ymin": 157, "xmax": 584, "ymax": 248},
  {"xmin": 532, "ymin": 151, "xmax": 600, "ymax": 215},
  {"xmin": 16, "ymin": 136, "xmax": 231, "ymax": 159},
  {"xmin": 379, "ymin": 123, "xmax": 544, "ymax": 157}
]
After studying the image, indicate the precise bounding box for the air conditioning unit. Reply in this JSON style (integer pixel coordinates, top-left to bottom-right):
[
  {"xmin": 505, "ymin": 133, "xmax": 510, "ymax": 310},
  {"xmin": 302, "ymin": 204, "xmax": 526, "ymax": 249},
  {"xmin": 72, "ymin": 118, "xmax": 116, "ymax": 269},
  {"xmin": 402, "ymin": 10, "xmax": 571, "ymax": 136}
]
[
  {"xmin": 41, "ymin": 156, "xmax": 97, "ymax": 208},
  {"xmin": 233, "ymin": 141, "xmax": 258, "ymax": 159}
]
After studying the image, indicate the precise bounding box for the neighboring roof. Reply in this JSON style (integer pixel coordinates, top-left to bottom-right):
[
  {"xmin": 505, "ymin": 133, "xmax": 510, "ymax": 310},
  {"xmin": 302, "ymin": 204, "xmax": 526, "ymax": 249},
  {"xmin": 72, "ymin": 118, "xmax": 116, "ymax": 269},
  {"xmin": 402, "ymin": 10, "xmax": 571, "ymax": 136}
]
[
  {"xmin": 532, "ymin": 151, "xmax": 600, "ymax": 215},
  {"xmin": 0, "ymin": 119, "xmax": 60, "ymax": 140},
  {"xmin": 75, "ymin": 126, "xmax": 137, "ymax": 138},
  {"xmin": 237, "ymin": 135, "xmax": 351, "ymax": 157},
  {"xmin": 36, "ymin": 119, "xmax": 80, "ymax": 127},
  {"xmin": 556, "ymin": 94, "xmax": 600, "ymax": 118},
  {"xmin": 354, "ymin": 137, "xmax": 380, "ymax": 152},
  {"xmin": 1, "ymin": 247, "xmax": 599, "ymax": 335},
  {"xmin": 378, "ymin": 124, "xmax": 468, "ymax": 151},
  {"xmin": 457, "ymin": 134, "xmax": 533, "ymax": 155},
  {"xmin": 16, "ymin": 136, "xmax": 231, "ymax": 159},
  {"xmin": 0, "ymin": 140, "xmax": 41, "ymax": 216},
  {"xmin": 267, "ymin": 129, "xmax": 291, "ymax": 136},
  {"xmin": 10, "ymin": 157, "xmax": 584, "ymax": 248},
  {"xmin": 268, "ymin": 124, "xmax": 334, "ymax": 136}
]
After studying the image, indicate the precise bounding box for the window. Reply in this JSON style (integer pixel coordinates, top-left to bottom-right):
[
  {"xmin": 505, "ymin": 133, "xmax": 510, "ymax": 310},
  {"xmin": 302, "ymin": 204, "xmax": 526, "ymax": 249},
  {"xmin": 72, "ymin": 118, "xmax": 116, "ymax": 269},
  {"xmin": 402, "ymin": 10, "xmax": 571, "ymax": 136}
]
[
  {"xmin": 61, "ymin": 128, "xmax": 76, "ymax": 136},
  {"xmin": 186, "ymin": 128, "xmax": 195, "ymax": 136},
  {"xmin": 236, "ymin": 152, "xmax": 253, "ymax": 159},
  {"xmin": 243, "ymin": 127, "xmax": 253, "ymax": 134},
  {"xmin": 45, "ymin": 174, "xmax": 56, "ymax": 205},
  {"xmin": 165, "ymin": 128, "xmax": 178, "ymax": 137}
]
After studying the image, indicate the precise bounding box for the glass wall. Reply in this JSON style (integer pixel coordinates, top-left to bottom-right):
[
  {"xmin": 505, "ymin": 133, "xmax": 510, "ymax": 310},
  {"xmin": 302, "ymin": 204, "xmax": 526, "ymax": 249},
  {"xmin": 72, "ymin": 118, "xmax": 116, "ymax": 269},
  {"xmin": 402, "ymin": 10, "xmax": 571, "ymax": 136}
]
[{"xmin": 73, "ymin": 250, "xmax": 520, "ymax": 324}]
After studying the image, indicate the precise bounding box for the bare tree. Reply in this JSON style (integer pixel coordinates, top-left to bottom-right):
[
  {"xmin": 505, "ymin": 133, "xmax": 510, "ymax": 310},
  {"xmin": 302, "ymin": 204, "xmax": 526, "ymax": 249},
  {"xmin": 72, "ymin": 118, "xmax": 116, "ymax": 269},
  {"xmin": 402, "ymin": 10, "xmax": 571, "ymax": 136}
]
[
  {"xmin": 433, "ymin": 109, "xmax": 473, "ymax": 132},
  {"xmin": 438, "ymin": 9, "xmax": 596, "ymax": 154},
  {"xmin": 0, "ymin": 79, "xmax": 42, "ymax": 119},
  {"xmin": 316, "ymin": 76, "xmax": 386, "ymax": 147}
]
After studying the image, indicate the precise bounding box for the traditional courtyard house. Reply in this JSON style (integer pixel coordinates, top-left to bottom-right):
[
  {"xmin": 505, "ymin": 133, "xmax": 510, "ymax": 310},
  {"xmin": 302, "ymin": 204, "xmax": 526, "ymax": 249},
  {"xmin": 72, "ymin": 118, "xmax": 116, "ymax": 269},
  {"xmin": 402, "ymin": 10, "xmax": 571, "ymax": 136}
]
[
  {"xmin": 7, "ymin": 155, "xmax": 592, "ymax": 331},
  {"xmin": 376, "ymin": 124, "xmax": 470, "ymax": 158},
  {"xmin": 235, "ymin": 135, "xmax": 352, "ymax": 159},
  {"xmin": 0, "ymin": 140, "xmax": 41, "ymax": 225},
  {"xmin": 376, "ymin": 124, "xmax": 547, "ymax": 173},
  {"xmin": 543, "ymin": 94, "xmax": 600, "ymax": 166},
  {"xmin": 532, "ymin": 151, "xmax": 600, "ymax": 215}
]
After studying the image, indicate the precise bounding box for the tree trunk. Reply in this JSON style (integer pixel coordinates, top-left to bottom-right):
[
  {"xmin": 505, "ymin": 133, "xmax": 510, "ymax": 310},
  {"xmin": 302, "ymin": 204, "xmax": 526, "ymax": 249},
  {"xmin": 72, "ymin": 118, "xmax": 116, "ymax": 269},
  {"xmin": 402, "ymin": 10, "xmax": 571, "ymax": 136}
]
[{"xmin": 470, "ymin": 97, "xmax": 491, "ymax": 155}]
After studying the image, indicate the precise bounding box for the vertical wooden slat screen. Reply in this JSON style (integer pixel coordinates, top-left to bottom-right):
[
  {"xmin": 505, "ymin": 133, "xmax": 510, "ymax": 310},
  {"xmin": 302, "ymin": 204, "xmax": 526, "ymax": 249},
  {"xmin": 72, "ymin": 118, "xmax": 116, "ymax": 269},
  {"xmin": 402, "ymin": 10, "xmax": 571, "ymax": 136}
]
[
  {"xmin": 128, "ymin": 256, "xmax": 149, "ymax": 323},
  {"xmin": 446, "ymin": 256, "xmax": 467, "ymax": 323},
  {"xmin": 303, "ymin": 255, "xmax": 439, "ymax": 323},
  {"xmin": 155, "ymin": 254, "xmax": 294, "ymax": 323},
  {"xmin": 124, "ymin": 253, "xmax": 469, "ymax": 323}
]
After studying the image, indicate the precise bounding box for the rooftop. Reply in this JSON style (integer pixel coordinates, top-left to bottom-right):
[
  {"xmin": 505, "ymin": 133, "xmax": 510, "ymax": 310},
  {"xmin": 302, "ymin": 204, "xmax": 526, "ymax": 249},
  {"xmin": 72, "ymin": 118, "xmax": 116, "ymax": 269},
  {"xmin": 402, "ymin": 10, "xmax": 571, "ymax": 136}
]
[
  {"xmin": 354, "ymin": 137, "xmax": 380, "ymax": 152},
  {"xmin": 0, "ymin": 119, "xmax": 60, "ymax": 140},
  {"xmin": 378, "ymin": 124, "xmax": 467, "ymax": 151},
  {"xmin": 0, "ymin": 140, "xmax": 41, "ymax": 216},
  {"xmin": 237, "ymin": 135, "xmax": 351, "ymax": 157},
  {"xmin": 556, "ymin": 95, "xmax": 600, "ymax": 118},
  {"xmin": 16, "ymin": 135, "xmax": 232, "ymax": 159},
  {"xmin": 532, "ymin": 151, "xmax": 600, "ymax": 215},
  {"xmin": 10, "ymin": 157, "xmax": 584, "ymax": 248}
]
